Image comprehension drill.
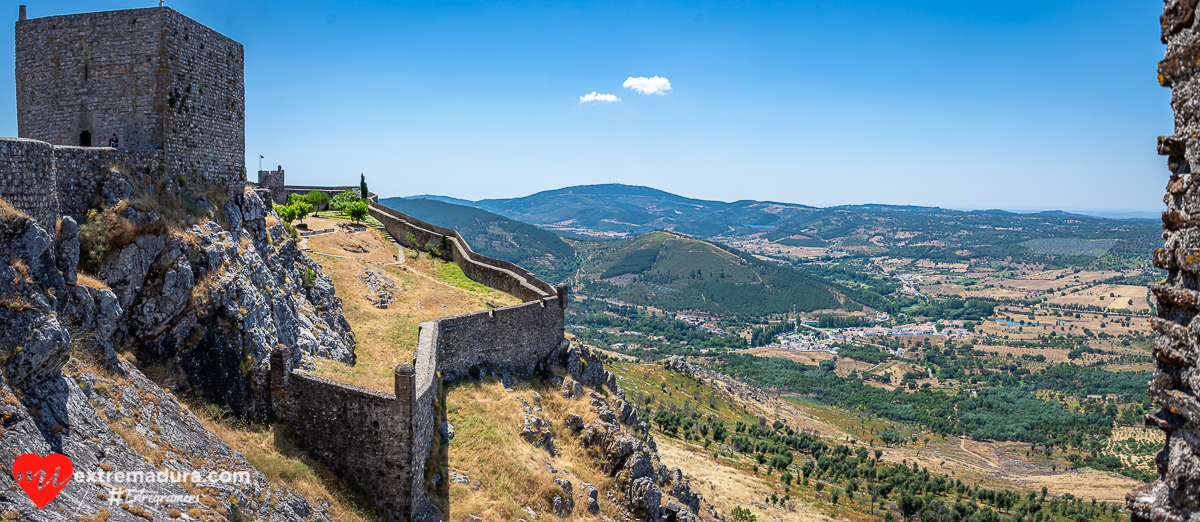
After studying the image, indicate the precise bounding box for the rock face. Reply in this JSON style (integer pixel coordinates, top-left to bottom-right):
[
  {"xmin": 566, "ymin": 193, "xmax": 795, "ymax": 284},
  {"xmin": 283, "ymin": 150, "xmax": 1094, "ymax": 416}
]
[
  {"xmin": 1132, "ymin": 3, "xmax": 1200, "ymax": 519},
  {"xmin": 99, "ymin": 190, "xmax": 355, "ymax": 417},
  {"xmin": 0, "ymin": 204, "xmax": 333, "ymax": 520}
]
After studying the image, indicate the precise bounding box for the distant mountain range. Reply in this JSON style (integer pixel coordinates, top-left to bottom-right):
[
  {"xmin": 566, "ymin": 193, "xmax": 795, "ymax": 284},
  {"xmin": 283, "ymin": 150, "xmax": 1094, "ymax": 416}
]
[{"xmin": 405, "ymin": 184, "xmax": 1160, "ymax": 266}]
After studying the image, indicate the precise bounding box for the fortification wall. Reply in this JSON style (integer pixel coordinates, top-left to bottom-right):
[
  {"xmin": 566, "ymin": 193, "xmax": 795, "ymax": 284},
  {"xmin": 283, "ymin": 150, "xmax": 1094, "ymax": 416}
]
[
  {"xmin": 271, "ymin": 348, "xmax": 416, "ymax": 522},
  {"xmin": 159, "ymin": 9, "xmax": 245, "ymax": 190},
  {"xmin": 432, "ymin": 294, "xmax": 566, "ymax": 379},
  {"xmin": 16, "ymin": 8, "xmax": 162, "ymax": 150},
  {"xmin": 53, "ymin": 146, "xmax": 162, "ymax": 220},
  {"xmin": 1129, "ymin": 2, "xmax": 1200, "ymax": 518},
  {"xmin": 257, "ymin": 167, "xmax": 285, "ymax": 204},
  {"xmin": 409, "ymin": 325, "xmax": 440, "ymax": 522},
  {"xmin": 369, "ymin": 203, "xmax": 556, "ymax": 301},
  {"xmin": 0, "ymin": 137, "xmax": 163, "ymax": 225},
  {"xmin": 281, "ymin": 185, "xmax": 379, "ymax": 203},
  {"xmin": 0, "ymin": 138, "xmax": 57, "ymax": 225},
  {"xmin": 15, "ymin": 7, "xmax": 245, "ymax": 190}
]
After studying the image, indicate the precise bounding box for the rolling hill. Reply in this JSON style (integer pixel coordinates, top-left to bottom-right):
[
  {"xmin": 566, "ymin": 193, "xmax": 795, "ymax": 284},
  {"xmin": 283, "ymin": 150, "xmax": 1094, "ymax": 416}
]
[
  {"xmin": 377, "ymin": 197, "xmax": 576, "ymax": 282},
  {"xmin": 571, "ymin": 231, "xmax": 885, "ymax": 316},
  {"xmin": 416, "ymin": 183, "xmax": 1162, "ymax": 269}
]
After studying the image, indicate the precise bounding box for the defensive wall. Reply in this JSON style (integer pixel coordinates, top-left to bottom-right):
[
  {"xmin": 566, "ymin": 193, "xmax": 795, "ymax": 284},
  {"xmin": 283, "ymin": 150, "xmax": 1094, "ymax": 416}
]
[
  {"xmin": 0, "ymin": 137, "xmax": 162, "ymax": 226},
  {"xmin": 253, "ymin": 164, "xmax": 381, "ymax": 205},
  {"xmin": 1131, "ymin": 1, "xmax": 1200, "ymax": 519},
  {"xmin": 370, "ymin": 202, "xmax": 558, "ymax": 302},
  {"xmin": 266, "ymin": 202, "xmax": 569, "ymax": 522}
]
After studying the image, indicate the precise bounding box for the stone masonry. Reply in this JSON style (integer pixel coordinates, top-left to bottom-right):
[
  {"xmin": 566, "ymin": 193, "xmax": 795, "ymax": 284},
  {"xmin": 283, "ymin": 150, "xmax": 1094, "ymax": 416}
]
[
  {"xmin": 265, "ymin": 203, "xmax": 571, "ymax": 522},
  {"xmin": 1129, "ymin": 1, "xmax": 1200, "ymax": 519},
  {"xmin": 15, "ymin": 6, "xmax": 244, "ymax": 190},
  {"xmin": 258, "ymin": 165, "xmax": 286, "ymax": 204}
]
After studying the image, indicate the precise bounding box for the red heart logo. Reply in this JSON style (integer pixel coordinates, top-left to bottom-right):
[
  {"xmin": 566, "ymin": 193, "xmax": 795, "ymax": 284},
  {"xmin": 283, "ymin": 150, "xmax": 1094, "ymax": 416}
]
[{"xmin": 12, "ymin": 453, "xmax": 73, "ymax": 509}]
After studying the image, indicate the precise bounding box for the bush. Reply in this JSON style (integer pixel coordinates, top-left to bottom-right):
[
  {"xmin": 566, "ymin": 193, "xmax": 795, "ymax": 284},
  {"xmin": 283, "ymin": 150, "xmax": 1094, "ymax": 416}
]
[
  {"xmin": 274, "ymin": 204, "xmax": 296, "ymax": 224},
  {"xmin": 344, "ymin": 201, "xmax": 369, "ymax": 222},
  {"xmin": 330, "ymin": 190, "xmax": 361, "ymax": 211},
  {"xmin": 79, "ymin": 204, "xmax": 142, "ymax": 273},
  {"xmin": 302, "ymin": 267, "xmax": 316, "ymax": 288}
]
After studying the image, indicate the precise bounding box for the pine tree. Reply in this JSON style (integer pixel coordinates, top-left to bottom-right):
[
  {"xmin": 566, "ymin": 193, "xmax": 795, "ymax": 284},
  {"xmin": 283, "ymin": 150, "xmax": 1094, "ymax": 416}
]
[{"xmin": 360, "ymin": 173, "xmax": 369, "ymax": 199}]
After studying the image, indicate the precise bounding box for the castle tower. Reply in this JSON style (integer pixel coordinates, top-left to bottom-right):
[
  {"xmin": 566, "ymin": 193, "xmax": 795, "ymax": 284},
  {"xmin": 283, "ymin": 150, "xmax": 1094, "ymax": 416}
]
[{"xmin": 14, "ymin": 6, "xmax": 245, "ymax": 188}]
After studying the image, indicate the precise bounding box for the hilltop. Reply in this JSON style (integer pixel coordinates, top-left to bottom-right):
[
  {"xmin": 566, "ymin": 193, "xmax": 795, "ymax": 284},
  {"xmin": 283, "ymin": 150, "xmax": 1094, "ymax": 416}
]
[{"xmin": 568, "ymin": 231, "xmax": 884, "ymax": 317}]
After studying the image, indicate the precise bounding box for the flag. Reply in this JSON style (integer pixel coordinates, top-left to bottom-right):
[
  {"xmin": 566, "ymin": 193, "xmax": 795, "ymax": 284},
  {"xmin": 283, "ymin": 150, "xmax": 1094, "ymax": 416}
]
[{"xmin": 260, "ymin": 155, "xmax": 264, "ymax": 158}]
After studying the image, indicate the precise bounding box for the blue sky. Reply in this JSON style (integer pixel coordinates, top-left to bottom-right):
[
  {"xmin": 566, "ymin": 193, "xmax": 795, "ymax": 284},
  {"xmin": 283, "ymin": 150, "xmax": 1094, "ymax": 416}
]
[{"xmin": 2, "ymin": 1, "xmax": 1171, "ymax": 212}]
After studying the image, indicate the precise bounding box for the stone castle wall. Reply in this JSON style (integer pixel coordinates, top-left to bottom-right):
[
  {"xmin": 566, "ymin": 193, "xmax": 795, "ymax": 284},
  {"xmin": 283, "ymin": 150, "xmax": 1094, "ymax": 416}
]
[
  {"xmin": 270, "ymin": 348, "xmax": 415, "ymax": 521},
  {"xmin": 158, "ymin": 9, "xmax": 245, "ymax": 190},
  {"xmin": 370, "ymin": 203, "xmax": 557, "ymax": 302},
  {"xmin": 1129, "ymin": 2, "xmax": 1200, "ymax": 519},
  {"xmin": 16, "ymin": 8, "xmax": 162, "ymax": 150},
  {"xmin": 257, "ymin": 167, "xmax": 285, "ymax": 204},
  {"xmin": 0, "ymin": 137, "xmax": 162, "ymax": 225},
  {"xmin": 0, "ymin": 138, "xmax": 58, "ymax": 225},
  {"xmin": 266, "ymin": 202, "xmax": 569, "ymax": 522},
  {"xmin": 15, "ymin": 7, "xmax": 245, "ymax": 191},
  {"xmin": 53, "ymin": 145, "xmax": 162, "ymax": 221}
]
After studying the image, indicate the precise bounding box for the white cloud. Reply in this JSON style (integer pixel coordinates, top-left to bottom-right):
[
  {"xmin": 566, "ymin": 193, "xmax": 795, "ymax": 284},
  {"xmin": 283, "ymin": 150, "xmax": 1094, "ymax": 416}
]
[
  {"xmin": 623, "ymin": 76, "xmax": 672, "ymax": 95},
  {"xmin": 579, "ymin": 91, "xmax": 621, "ymax": 103}
]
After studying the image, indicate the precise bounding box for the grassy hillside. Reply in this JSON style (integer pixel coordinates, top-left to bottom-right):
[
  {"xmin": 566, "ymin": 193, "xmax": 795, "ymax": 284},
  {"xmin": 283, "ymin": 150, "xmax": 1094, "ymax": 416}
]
[
  {"xmin": 378, "ymin": 197, "xmax": 576, "ymax": 282},
  {"xmin": 572, "ymin": 231, "xmax": 848, "ymax": 316}
]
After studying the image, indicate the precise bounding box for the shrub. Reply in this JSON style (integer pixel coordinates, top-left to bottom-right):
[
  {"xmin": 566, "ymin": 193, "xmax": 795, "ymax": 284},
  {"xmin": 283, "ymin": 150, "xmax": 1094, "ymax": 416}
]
[
  {"xmin": 79, "ymin": 204, "xmax": 141, "ymax": 273},
  {"xmin": 344, "ymin": 201, "xmax": 369, "ymax": 222},
  {"xmin": 330, "ymin": 190, "xmax": 361, "ymax": 212},
  {"xmin": 274, "ymin": 204, "xmax": 297, "ymax": 225},
  {"xmin": 302, "ymin": 267, "xmax": 316, "ymax": 288}
]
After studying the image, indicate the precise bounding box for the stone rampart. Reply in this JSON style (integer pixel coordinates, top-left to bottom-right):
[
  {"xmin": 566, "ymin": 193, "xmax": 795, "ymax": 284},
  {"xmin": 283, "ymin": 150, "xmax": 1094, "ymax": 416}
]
[
  {"xmin": 265, "ymin": 202, "xmax": 569, "ymax": 521},
  {"xmin": 270, "ymin": 348, "xmax": 416, "ymax": 521},
  {"xmin": 0, "ymin": 137, "xmax": 162, "ymax": 225},
  {"xmin": 430, "ymin": 294, "xmax": 567, "ymax": 379},
  {"xmin": 0, "ymin": 138, "xmax": 58, "ymax": 225},
  {"xmin": 369, "ymin": 202, "xmax": 557, "ymax": 301}
]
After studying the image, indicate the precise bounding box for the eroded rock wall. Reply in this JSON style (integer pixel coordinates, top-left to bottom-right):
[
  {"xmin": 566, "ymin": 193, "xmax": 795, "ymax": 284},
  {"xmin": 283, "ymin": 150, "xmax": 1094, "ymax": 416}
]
[{"xmin": 1129, "ymin": 2, "xmax": 1200, "ymax": 519}]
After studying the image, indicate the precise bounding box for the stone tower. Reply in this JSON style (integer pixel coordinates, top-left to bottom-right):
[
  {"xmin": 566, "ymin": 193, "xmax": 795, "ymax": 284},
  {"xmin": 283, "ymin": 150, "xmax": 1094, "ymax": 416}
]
[
  {"xmin": 14, "ymin": 6, "xmax": 245, "ymax": 188},
  {"xmin": 1129, "ymin": 1, "xmax": 1200, "ymax": 520}
]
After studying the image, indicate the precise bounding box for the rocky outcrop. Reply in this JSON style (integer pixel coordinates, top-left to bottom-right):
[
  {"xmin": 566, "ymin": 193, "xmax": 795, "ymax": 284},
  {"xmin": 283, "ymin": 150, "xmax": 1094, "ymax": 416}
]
[
  {"xmin": 545, "ymin": 343, "xmax": 713, "ymax": 522},
  {"xmin": 95, "ymin": 190, "xmax": 355, "ymax": 417},
  {"xmin": 0, "ymin": 205, "xmax": 333, "ymax": 520},
  {"xmin": 1134, "ymin": 2, "xmax": 1200, "ymax": 520}
]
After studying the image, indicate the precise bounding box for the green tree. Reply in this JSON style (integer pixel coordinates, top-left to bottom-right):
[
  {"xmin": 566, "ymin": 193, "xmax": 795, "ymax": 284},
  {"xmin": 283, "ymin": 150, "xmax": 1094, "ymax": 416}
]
[
  {"xmin": 293, "ymin": 201, "xmax": 313, "ymax": 225},
  {"xmin": 345, "ymin": 201, "xmax": 369, "ymax": 223},
  {"xmin": 360, "ymin": 173, "xmax": 369, "ymax": 199}
]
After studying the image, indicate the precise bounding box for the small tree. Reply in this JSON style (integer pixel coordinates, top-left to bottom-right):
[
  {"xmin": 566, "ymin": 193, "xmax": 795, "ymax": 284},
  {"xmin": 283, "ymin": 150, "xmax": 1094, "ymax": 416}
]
[
  {"xmin": 293, "ymin": 201, "xmax": 313, "ymax": 225},
  {"xmin": 731, "ymin": 506, "xmax": 756, "ymax": 522},
  {"xmin": 345, "ymin": 200, "xmax": 369, "ymax": 223},
  {"xmin": 330, "ymin": 190, "xmax": 361, "ymax": 212},
  {"xmin": 360, "ymin": 173, "xmax": 369, "ymax": 199},
  {"xmin": 304, "ymin": 190, "xmax": 331, "ymax": 210}
]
